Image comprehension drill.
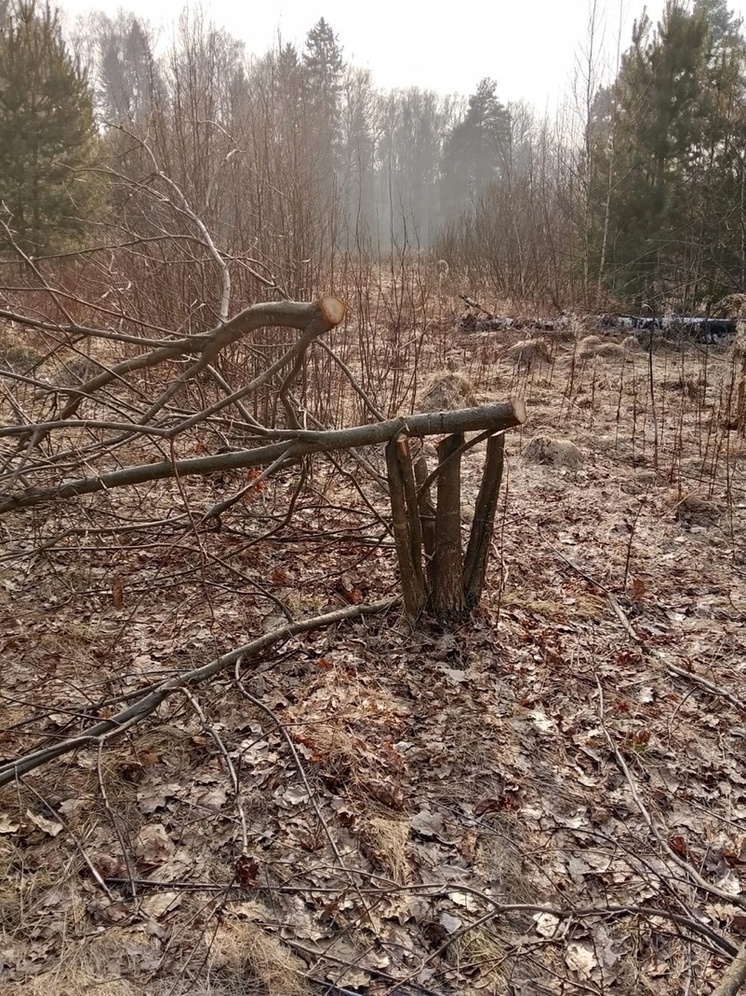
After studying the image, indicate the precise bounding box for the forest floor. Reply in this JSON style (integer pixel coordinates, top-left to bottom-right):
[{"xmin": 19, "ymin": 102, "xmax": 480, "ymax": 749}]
[{"xmin": 1, "ymin": 314, "xmax": 745, "ymax": 995}]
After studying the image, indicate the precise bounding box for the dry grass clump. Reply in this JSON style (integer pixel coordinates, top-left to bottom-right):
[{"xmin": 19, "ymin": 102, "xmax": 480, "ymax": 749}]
[
  {"xmin": 577, "ymin": 335, "xmax": 604, "ymax": 358},
  {"xmin": 420, "ymin": 371, "xmax": 476, "ymax": 412},
  {"xmin": 578, "ymin": 335, "xmax": 636, "ymax": 359},
  {"xmin": 594, "ymin": 342, "xmax": 628, "ymax": 359},
  {"xmin": 445, "ymin": 927, "xmax": 510, "ymax": 992},
  {"xmin": 663, "ymin": 375, "xmax": 703, "ymax": 400},
  {"xmin": 0, "ymin": 331, "xmax": 43, "ymax": 374},
  {"xmin": 523, "ymin": 435, "xmax": 584, "ymax": 468},
  {"xmin": 207, "ymin": 914, "xmax": 310, "ymax": 995},
  {"xmin": 669, "ymin": 491, "xmax": 725, "ymax": 527},
  {"xmin": 621, "ymin": 335, "xmax": 640, "ymax": 351},
  {"xmin": 359, "ymin": 816, "xmax": 411, "ymax": 883},
  {"xmin": 0, "ymin": 971, "xmax": 141, "ymax": 996},
  {"xmin": 503, "ymin": 337, "xmax": 552, "ymax": 368},
  {"xmin": 711, "ymin": 292, "xmax": 746, "ymax": 318},
  {"xmin": 55, "ymin": 355, "xmax": 105, "ymax": 387}
]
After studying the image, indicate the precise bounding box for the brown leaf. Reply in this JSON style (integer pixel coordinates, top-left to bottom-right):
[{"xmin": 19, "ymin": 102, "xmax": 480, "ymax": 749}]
[
  {"xmin": 235, "ymin": 853, "xmax": 260, "ymax": 889},
  {"xmin": 365, "ymin": 779, "xmax": 404, "ymax": 810}
]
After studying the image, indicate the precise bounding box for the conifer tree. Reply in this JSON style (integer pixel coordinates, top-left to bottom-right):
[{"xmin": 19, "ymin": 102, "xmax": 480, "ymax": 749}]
[
  {"xmin": 0, "ymin": 0, "xmax": 102, "ymax": 254},
  {"xmin": 440, "ymin": 78, "xmax": 510, "ymax": 222},
  {"xmin": 302, "ymin": 18, "xmax": 344, "ymax": 188},
  {"xmin": 302, "ymin": 17, "xmax": 344, "ymax": 133},
  {"xmin": 590, "ymin": 0, "xmax": 746, "ymax": 305}
]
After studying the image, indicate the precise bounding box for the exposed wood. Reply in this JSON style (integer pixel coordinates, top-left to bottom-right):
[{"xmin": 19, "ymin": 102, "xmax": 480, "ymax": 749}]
[
  {"xmin": 414, "ymin": 452, "xmax": 437, "ymax": 588},
  {"xmin": 48, "ymin": 297, "xmax": 347, "ymax": 431}
]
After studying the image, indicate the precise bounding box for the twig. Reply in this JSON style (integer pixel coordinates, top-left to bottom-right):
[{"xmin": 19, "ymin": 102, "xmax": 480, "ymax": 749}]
[
  {"xmin": 181, "ymin": 688, "xmax": 249, "ymax": 852},
  {"xmin": 234, "ymin": 676, "xmax": 377, "ymax": 929},
  {"xmin": 597, "ymin": 679, "xmax": 746, "ymax": 910},
  {"xmin": 711, "ymin": 941, "xmax": 746, "ymax": 996},
  {"xmin": 0, "ymin": 598, "xmax": 399, "ymax": 787},
  {"xmin": 666, "ymin": 662, "xmax": 745, "ymax": 713}
]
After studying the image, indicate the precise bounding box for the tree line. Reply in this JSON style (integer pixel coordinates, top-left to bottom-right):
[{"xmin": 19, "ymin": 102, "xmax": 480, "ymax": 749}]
[{"xmin": 0, "ymin": 0, "xmax": 744, "ymax": 312}]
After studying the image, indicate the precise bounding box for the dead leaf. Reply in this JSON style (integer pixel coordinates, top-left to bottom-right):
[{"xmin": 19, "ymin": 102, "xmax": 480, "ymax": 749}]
[{"xmin": 26, "ymin": 810, "xmax": 63, "ymax": 837}]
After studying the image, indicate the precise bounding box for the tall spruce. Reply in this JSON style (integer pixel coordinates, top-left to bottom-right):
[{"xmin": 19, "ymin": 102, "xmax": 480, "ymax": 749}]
[
  {"xmin": 302, "ymin": 18, "xmax": 344, "ymax": 178},
  {"xmin": 301, "ymin": 18, "xmax": 344, "ymax": 251},
  {"xmin": 97, "ymin": 13, "xmax": 163, "ymax": 125},
  {"xmin": 302, "ymin": 18, "xmax": 344, "ymax": 132},
  {"xmin": 0, "ymin": 0, "xmax": 101, "ymax": 254}
]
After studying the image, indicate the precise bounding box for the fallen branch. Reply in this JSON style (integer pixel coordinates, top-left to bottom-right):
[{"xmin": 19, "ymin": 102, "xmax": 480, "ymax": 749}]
[
  {"xmin": 0, "ymin": 596, "xmax": 398, "ymax": 787},
  {"xmin": 711, "ymin": 942, "xmax": 746, "ymax": 996},
  {"xmin": 666, "ymin": 662, "xmax": 745, "ymax": 713},
  {"xmin": 0, "ymin": 401, "xmax": 527, "ymax": 513},
  {"xmin": 55, "ymin": 296, "xmax": 346, "ymax": 430}
]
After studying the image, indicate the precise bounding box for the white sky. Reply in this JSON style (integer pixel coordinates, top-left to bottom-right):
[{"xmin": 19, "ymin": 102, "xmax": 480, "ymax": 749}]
[{"xmin": 56, "ymin": 0, "xmax": 746, "ymax": 111}]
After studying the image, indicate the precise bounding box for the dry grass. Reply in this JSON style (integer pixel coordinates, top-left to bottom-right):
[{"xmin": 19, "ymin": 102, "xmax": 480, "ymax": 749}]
[
  {"xmin": 359, "ymin": 816, "xmax": 411, "ymax": 883},
  {"xmin": 523, "ymin": 434, "xmax": 584, "ymax": 468},
  {"xmin": 420, "ymin": 370, "xmax": 476, "ymax": 411},
  {"xmin": 207, "ymin": 916, "xmax": 311, "ymax": 995},
  {"xmin": 503, "ymin": 337, "xmax": 552, "ymax": 368}
]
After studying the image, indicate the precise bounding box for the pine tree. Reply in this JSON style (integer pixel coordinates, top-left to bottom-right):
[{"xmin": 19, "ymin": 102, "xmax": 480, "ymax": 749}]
[
  {"xmin": 0, "ymin": 0, "xmax": 102, "ymax": 255},
  {"xmin": 97, "ymin": 13, "xmax": 163, "ymax": 125},
  {"xmin": 302, "ymin": 18, "xmax": 344, "ymax": 188},
  {"xmin": 440, "ymin": 78, "xmax": 510, "ymax": 222},
  {"xmin": 590, "ymin": 0, "xmax": 746, "ymax": 305}
]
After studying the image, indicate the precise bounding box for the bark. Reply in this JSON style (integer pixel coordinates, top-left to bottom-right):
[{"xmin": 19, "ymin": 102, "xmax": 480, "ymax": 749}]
[
  {"xmin": 463, "ymin": 432, "xmax": 505, "ymax": 610},
  {"xmin": 430, "ymin": 432, "xmax": 466, "ymax": 624},
  {"xmin": 711, "ymin": 942, "xmax": 746, "ymax": 996},
  {"xmin": 385, "ymin": 434, "xmax": 425, "ymax": 619},
  {"xmin": 1, "ymin": 401, "xmax": 527, "ymax": 513},
  {"xmin": 35, "ymin": 297, "xmax": 346, "ymax": 436}
]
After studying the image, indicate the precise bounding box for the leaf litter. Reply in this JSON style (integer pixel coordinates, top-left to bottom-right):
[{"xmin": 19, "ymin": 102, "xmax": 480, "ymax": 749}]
[{"xmin": 0, "ymin": 326, "xmax": 745, "ymax": 995}]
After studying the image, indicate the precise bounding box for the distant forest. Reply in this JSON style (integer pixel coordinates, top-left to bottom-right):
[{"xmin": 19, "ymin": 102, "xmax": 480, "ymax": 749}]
[{"xmin": 1, "ymin": 0, "xmax": 745, "ymax": 310}]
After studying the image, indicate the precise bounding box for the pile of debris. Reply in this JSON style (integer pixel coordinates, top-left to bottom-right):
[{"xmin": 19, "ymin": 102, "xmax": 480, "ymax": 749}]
[
  {"xmin": 597, "ymin": 313, "xmax": 736, "ymax": 343},
  {"xmin": 455, "ymin": 294, "xmax": 740, "ymax": 344},
  {"xmin": 456, "ymin": 296, "xmax": 565, "ymax": 334}
]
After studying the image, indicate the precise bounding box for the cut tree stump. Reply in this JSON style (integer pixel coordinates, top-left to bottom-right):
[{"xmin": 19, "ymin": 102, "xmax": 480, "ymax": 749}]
[{"xmin": 384, "ymin": 399, "xmax": 525, "ymax": 625}]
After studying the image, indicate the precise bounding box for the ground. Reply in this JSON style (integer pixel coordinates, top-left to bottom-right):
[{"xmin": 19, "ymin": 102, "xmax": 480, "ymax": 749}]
[{"xmin": 1, "ymin": 314, "xmax": 745, "ymax": 995}]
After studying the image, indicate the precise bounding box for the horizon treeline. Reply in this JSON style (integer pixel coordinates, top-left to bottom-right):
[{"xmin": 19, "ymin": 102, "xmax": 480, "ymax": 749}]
[{"xmin": 1, "ymin": 0, "xmax": 745, "ymax": 314}]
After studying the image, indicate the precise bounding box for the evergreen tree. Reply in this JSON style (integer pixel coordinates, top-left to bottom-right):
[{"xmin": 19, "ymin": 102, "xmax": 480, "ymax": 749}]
[
  {"xmin": 300, "ymin": 18, "xmax": 345, "ymax": 248},
  {"xmin": 97, "ymin": 13, "xmax": 163, "ymax": 125},
  {"xmin": 590, "ymin": 0, "xmax": 746, "ymax": 305},
  {"xmin": 302, "ymin": 17, "xmax": 344, "ymax": 132},
  {"xmin": 0, "ymin": 0, "xmax": 102, "ymax": 254},
  {"xmin": 440, "ymin": 78, "xmax": 510, "ymax": 222},
  {"xmin": 302, "ymin": 18, "xmax": 344, "ymax": 186}
]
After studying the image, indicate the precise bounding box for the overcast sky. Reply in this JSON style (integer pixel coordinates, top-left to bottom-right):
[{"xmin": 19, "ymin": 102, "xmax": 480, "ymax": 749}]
[{"xmin": 56, "ymin": 0, "xmax": 746, "ymax": 111}]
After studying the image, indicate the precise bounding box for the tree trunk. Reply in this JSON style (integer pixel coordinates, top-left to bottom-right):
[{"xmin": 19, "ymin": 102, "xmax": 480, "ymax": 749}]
[
  {"xmin": 463, "ymin": 432, "xmax": 505, "ymax": 610},
  {"xmin": 430, "ymin": 432, "xmax": 466, "ymax": 624},
  {"xmin": 385, "ymin": 434, "xmax": 426, "ymax": 620}
]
